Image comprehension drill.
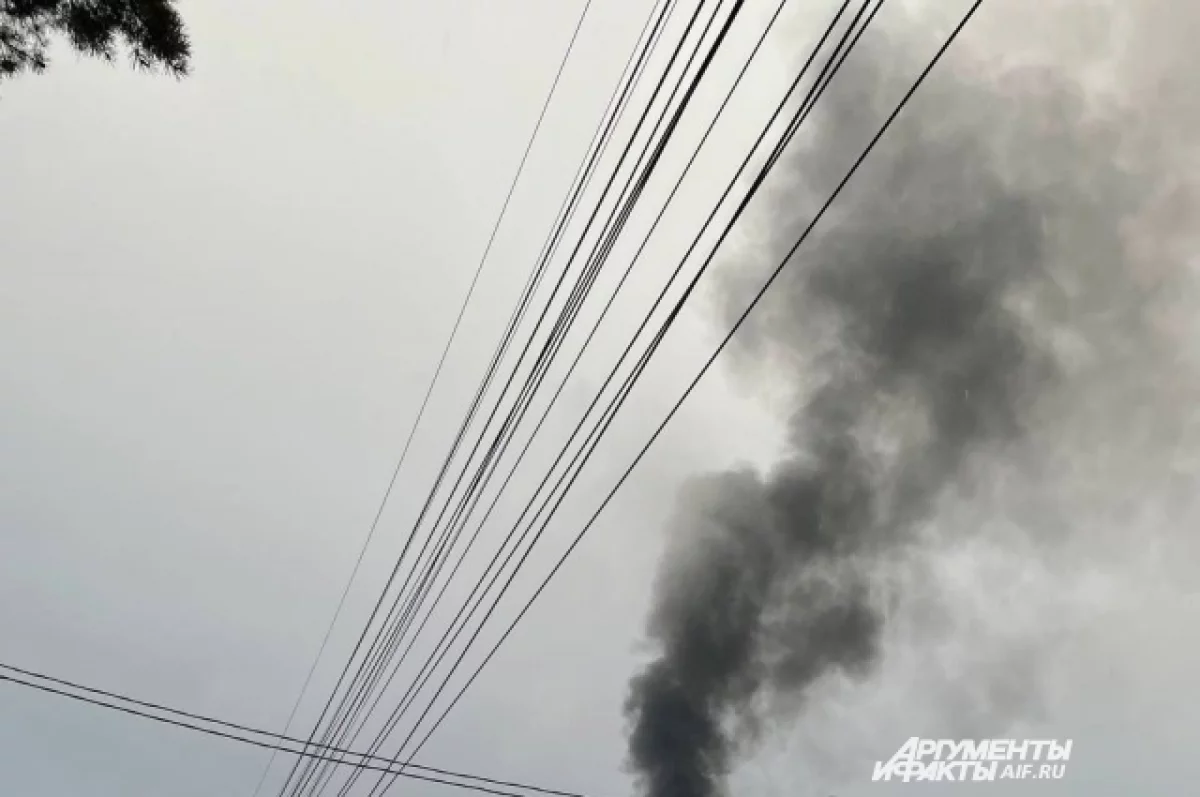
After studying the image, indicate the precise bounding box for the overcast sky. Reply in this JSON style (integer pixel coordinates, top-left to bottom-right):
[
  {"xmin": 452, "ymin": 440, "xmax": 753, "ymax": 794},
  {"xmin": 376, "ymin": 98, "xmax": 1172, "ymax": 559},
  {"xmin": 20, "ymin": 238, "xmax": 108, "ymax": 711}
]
[{"xmin": 2, "ymin": 1, "xmax": 1197, "ymax": 796}]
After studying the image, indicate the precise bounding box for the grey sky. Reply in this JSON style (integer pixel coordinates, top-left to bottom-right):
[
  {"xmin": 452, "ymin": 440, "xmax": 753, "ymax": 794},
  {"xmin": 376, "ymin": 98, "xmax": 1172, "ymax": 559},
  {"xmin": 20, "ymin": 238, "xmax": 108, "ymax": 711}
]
[{"xmin": 2, "ymin": 1, "xmax": 1197, "ymax": 796}]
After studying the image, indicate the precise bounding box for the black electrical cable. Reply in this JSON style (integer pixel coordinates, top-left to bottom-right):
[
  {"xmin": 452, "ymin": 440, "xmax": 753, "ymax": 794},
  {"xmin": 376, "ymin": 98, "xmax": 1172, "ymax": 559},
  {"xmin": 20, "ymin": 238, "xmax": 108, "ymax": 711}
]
[
  {"xmin": 290, "ymin": 0, "xmax": 679, "ymax": 789},
  {"xmin": 331, "ymin": 0, "xmax": 736, "ymax": 774},
  {"xmin": 322, "ymin": 0, "xmax": 700, "ymax": 754},
  {"xmin": 263, "ymin": 1, "xmax": 604, "ymax": 795},
  {"xmin": 300, "ymin": 4, "xmax": 720, "ymax": 782},
  {"xmin": 287, "ymin": 1, "xmax": 688, "ymax": 789},
  {"xmin": 391, "ymin": 0, "xmax": 985, "ymax": 785},
  {"xmin": 295, "ymin": 2, "xmax": 687, "ymax": 765},
  {"xmin": 318, "ymin": 4, "xmax": 745, "ymax": 795},
  {"xmin": 356, "ymin": 2, "xmax": 889, "ymax": 788},
  {"xmin": 354, "ymin": 0, "xmax": 793, "ymax": 775},
  {"xmin": 342, "ymin": 2, "xmax": 797, "ymax": 789},
  {"xmin": 0, "ymin": 664, "xmax": 589, "ymax": 797},
  {"xmin": 281, "ymin": 3, "xmax": 685, "ymax": 795},
  {"xmin": 308, "ymin": 2, "xmax": 708, "ymax": 781},
  {"xmin": 349, "ymin": 0, "xmax": 707, "ymax": 698},
  {"xmin": 336, "ymin": 5, "xmax": 756, "ymax": 793},
  {"xmin": 359, "ymin": 3, "xmax": 872, "ymax": 785}
]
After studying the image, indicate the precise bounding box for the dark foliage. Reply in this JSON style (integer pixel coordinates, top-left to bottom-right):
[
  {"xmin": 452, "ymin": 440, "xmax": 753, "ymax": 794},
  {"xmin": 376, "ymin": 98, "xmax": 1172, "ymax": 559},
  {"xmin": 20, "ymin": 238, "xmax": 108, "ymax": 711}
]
[{"xmin": 1, "ymin": 0, "xmax": 189, "ymax": 80}]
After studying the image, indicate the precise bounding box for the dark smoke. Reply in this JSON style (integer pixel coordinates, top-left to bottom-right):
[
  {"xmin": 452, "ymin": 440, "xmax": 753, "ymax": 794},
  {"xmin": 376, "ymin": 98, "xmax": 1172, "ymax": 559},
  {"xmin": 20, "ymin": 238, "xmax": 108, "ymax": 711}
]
[{"xmin": 623, "ymin": 5, "xmax": 1180, "ymax": 794}]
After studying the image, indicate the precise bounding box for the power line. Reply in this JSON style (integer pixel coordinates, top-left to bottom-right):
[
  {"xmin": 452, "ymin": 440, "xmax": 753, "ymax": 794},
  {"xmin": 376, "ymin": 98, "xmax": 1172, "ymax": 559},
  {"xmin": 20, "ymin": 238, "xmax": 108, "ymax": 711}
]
[
  {"xmin": 338, "ymin": 9, "xmax": 873, "ymax": 763},
  {"xmin": 280, "ymin": 3, "xmax": 683, "ymax": 796},
  {"xmin": 359, "ymin": 4, "xmax": 768, "ymax": 789},
  {"xmin": 0, "ymin": 663, "xmax": 589, "ymax": 797},
  {"xmin": 341, "ymin": 0, "xmax": 792, "ymax": 785},
  {"xmin": 370, "ymin": 0, "xmax": 731, "ymax": 697},
  {"xmin": 393, "ymin": 0, "xmax": 882, "ymax": 764},
  {"xmin": 329, "ymin": 4, "xmax": 757, "ymax": 794},
  {"xmin": 314, "ymin": 0, "xmax": 678, "ymax": 756},
  {"xmin": 301, "ymin": 3, "xmax": 726, "ymax": 793},
  {"xmin": 268, "ymin": 2, "xmax": 664, "ymax": 795},
  {"xmin": 334, "ymin": 2, "xmax": 740, "ymax": 789},
  {"xmin": 358, "ymin": 1, "xmax": 873, "ymax": 784},
  {"xmin": 352, "ymin": 0, "xmax": 698, "ymax": 704},
  {"xmin": 282, "ymin": 0, "xmax": 981, "ymax": 790},
  {"xmin": 258, "ymin": 0, "xmax": 603, "ymax": 794},
  {"xmin": 302, "ymin": 0, "xmax": 701, "ymax": 780},
  {"xmin": 391, "ymin": 0, "xmax": 985, "ymax": 783},
  {"xmin": 299, "ymin": 3, "xmax": 692, "ymax": 790}
]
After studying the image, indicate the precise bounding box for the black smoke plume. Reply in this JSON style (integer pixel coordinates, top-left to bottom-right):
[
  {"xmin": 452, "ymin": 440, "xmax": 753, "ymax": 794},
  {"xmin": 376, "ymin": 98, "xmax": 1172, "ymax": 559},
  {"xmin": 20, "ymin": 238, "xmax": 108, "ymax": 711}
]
[{"xmin": 623, "ymin": 3, "xmax": 1186, "ymax": 794}]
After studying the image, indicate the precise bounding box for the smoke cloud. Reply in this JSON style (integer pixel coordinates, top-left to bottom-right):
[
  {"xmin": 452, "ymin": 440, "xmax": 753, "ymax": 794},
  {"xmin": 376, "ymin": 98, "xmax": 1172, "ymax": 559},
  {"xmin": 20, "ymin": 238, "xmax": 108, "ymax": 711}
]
[{"xmin": 626, "ymin": 1, "xmax": 1200, "ymax": 795}]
